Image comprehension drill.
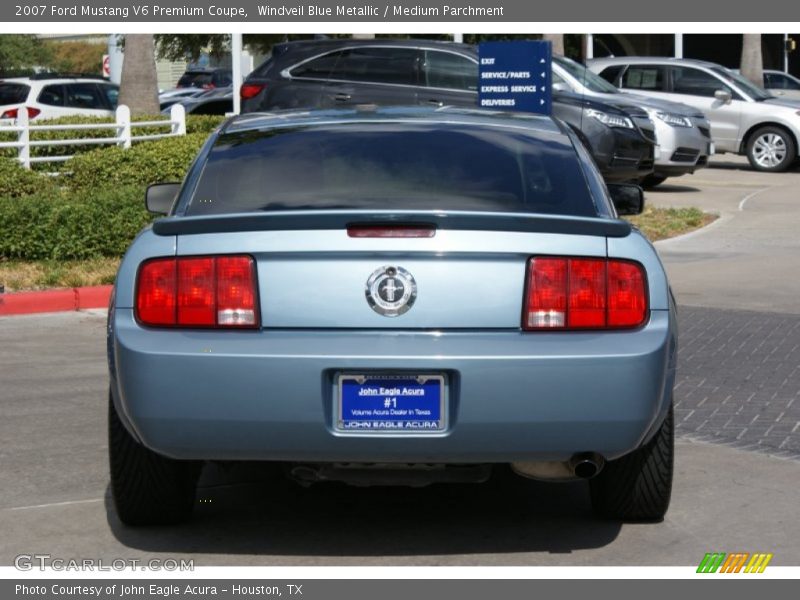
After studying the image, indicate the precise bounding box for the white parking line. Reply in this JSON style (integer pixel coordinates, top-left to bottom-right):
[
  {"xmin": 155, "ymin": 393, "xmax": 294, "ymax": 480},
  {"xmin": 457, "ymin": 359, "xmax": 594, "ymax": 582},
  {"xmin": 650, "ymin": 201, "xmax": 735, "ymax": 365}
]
[
  {"xmin": 738, "ymin": 186, "xmax": 772, "ymax": 211},
  {"xmin": 5, "ymin": 498, "xmax": 103, "ymax": 511}
]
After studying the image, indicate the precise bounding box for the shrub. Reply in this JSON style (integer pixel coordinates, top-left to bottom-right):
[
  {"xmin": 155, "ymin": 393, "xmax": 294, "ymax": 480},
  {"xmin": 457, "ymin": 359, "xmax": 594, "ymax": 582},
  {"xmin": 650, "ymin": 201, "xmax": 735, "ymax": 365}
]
[
  {"xmin": 0, "ymin": 158, "xmax": 57, "ymax": 199},
  {"xmin": 66, "ymin": 132, "xmax": 209, "ymax": 192},
  {"xmin": 0, "ymin": 186, "xmax": 153, "ymax": 260}
]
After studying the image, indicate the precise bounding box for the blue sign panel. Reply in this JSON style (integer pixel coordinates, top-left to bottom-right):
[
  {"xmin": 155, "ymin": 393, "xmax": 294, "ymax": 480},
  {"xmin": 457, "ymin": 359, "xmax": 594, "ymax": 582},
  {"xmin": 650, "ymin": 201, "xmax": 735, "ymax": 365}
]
[
  {"xmin": 478, "ymin": 41, "xmax": 552, "ymax": 115},
  {"xmin": 337, "ymin": 374, "xmax": 445, "ymax": 432}
]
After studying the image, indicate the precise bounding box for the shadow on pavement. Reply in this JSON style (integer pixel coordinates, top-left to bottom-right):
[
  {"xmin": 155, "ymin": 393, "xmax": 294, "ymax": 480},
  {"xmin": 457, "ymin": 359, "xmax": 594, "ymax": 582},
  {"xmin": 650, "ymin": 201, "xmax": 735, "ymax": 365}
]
[
  {"xmin": 106, "ymin": 463, "xmax": 622, "ymax": 558},
  {"xmin": 645, "ymin": 184, "xmax": 700, "ymax": 194}
]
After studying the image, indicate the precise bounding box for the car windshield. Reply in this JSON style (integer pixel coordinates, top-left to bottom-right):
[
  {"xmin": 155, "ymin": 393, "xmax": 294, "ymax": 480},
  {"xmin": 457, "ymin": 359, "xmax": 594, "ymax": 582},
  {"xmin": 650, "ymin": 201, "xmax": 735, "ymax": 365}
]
[
  {"xmin": 712, "ymin": 67, "xmax": 773, "ymax": 100},
  {"xmin": 555, "ymin": 57, "xmax": 620, "ymax": 94},
  {"xmin": 188, "ymin": 122, "xmax": 599, "ymax": 217},
  {"xmin": 0, "ymin": 83, "xmax": 30, "ymax": 104}
]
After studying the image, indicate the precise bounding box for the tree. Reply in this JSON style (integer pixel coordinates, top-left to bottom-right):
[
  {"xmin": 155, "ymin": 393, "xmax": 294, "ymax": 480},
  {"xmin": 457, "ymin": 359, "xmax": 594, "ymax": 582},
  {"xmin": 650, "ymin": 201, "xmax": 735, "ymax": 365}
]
[
  {"xmin": 0, "ymin": 35, "xmax": 52, "ymax": 74},
  {"xmin": 43, "ymin": 40, "xmax": 105, "ymax": 74},
  {"xmin": 154, "ymin": 34, "xmax": 323, "ymax": 62},
  {"xmin": 118, "ymin": 34, "xmax": 159, "ymax": 116},
  {"xmin": 740, "ymin": 34, "xmax": 764, "ymax": 88},
  {"xmin": 543, "ymin": 34, "xmax": 565, "ymax": 57}
]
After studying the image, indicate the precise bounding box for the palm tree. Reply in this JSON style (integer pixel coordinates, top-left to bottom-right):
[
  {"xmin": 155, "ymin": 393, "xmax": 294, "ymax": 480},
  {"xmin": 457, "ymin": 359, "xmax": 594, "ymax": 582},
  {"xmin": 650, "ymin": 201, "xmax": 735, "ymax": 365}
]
[
  {"xmin": 740, "ymin": 34, "xmax": 764, "ymax": 88},
  {"xmin": 118, "ymin": 34, "xmax": 160, "ymax": 116},
  {"xmin": 543, "ymin": 34, "xmax": 564, "ymax": 57}
]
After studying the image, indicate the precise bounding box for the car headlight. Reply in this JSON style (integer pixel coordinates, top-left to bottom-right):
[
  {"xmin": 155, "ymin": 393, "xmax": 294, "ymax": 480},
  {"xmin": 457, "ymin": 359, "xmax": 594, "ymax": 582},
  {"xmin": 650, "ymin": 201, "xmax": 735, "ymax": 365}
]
[
  {"xmin": 655, "ymin": 112, "xmax": 692, "ymax": 127},
  {"xmin": 586, "ymin": 109, "xmax": 634, "ymax": 129}
]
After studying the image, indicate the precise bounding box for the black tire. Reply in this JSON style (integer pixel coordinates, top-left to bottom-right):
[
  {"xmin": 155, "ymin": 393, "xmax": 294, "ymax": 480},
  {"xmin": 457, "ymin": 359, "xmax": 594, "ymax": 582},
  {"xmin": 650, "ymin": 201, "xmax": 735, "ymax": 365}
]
[
  {"xmin": 640, "ymin": 175, "xmax": 667, "ymax": 189},
  {"xmin": 108, "ymin": 391, "xmax": 201, "ymax": 525},
  {"xmin": 590, "ymin": 405, "xmax": 674, "ymax": 521},
  {"xmin": 745, "ymin": 126, "xmax": 797, "ymax": 172}
]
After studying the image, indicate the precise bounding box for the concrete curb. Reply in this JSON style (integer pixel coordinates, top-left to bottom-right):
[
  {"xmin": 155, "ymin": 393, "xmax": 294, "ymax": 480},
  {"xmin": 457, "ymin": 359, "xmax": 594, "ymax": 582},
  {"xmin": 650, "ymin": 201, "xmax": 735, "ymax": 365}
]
[{"xmin": 0, "ymin": 285, "xmax": 112, "ymax": 316}]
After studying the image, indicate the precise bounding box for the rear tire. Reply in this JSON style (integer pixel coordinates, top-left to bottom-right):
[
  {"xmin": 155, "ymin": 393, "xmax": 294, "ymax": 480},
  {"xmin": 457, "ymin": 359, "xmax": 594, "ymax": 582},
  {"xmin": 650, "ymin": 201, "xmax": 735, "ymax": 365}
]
[
  {"xmin": 108, "ymin": 391, "xmax": 201, "ymax": 525},
  {"xmin": 745, "ymin": 126, "xmax": 796, "ymax": 172},
  {"xmin": 590, "ymin": 405, "xmax": 674, "ymax": 521}
]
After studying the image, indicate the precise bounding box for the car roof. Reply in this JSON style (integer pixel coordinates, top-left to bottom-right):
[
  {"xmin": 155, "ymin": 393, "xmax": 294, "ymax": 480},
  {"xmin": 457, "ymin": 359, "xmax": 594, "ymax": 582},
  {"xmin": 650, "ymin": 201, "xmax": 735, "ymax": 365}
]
[
  {"xmin": 589, "ymin": 56, "xmax": 726, "ymax": 70},
  {"xmin": 0, "ymin": 77, "xmax": 113, "ymax": 85},
  {"xmin": 225, "ymin": 105, "xmax": 564, "ymax": 137},
  {"xmin": 274, "ymin": 37, "xmax": 475, "ymax": 54}
]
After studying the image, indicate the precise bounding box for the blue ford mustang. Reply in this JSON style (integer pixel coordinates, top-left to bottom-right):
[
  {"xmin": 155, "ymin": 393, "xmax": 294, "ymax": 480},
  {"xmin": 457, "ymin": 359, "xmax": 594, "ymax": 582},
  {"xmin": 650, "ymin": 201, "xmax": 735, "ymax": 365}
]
[{"xmin": 107, "ymin": 106, "xmax": 677, "ymax": 525}]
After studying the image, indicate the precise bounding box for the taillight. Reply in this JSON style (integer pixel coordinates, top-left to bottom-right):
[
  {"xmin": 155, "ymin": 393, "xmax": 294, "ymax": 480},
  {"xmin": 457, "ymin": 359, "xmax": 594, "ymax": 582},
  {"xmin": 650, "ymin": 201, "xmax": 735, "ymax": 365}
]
[
  {"xmin": 1, "ymin": 106, "xmax": 41, "ymax": 119},
  {"xmin": 523, "ymin": 257, "xmax": 647, "ymax": 330},
  {"xmin": 240, "ymin": 83, "xmax": 266, "ymax": 100},
  {"xmin": 347, "ymin": 224, "xmax": 436, "ymax": 238},
  {"xmin": 136, "ymin": 255, "xmax": 258, "ymax": 328}
]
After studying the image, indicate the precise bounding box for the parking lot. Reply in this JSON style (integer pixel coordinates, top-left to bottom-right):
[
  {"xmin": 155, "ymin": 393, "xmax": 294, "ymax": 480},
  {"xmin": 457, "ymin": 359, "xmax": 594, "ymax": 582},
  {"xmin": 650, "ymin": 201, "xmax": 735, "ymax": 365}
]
[{"xmin": 1, "ymin": 156, "xmax": 799, "ymax": 566}]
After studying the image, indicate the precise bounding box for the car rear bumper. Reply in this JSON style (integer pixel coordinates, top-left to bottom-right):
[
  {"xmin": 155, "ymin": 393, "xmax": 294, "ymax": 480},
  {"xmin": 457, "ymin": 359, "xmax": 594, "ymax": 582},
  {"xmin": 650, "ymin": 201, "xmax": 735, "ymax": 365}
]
[{"xmin": 111, "ymin": 308, "xmax": 676, "ymax": 463}]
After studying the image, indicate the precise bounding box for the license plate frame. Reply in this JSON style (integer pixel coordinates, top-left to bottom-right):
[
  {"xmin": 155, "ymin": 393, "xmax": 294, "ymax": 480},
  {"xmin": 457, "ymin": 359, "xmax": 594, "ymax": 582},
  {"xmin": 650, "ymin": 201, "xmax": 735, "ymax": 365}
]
[{"xmin": 335, "ymin": 373, "xmax": 447, "ymax": 434}]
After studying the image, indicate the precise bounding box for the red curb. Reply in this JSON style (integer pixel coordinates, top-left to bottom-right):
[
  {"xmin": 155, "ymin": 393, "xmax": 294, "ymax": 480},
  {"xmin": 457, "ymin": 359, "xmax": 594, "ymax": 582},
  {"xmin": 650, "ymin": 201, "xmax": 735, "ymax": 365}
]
[{"xmin": 0, "ymin": 285, "xmax": 112, "ymax": 316}]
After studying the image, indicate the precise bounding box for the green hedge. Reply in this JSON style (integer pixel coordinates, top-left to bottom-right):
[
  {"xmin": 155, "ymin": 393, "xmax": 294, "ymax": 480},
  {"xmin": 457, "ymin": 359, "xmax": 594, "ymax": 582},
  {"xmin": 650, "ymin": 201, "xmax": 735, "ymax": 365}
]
[
  {"xmin": 0, "ymin": 186, "xmax": 152, "ymax": 260},
  {"xmin": 0, "ymin": 158, "xmax": 57, "ymax": 199},
  {"xmin": 0, "ymin": 114, "xmax": 223, "ymax": 165},
  {"xmin": 66, "ymin": 132, "xmax": 209, "ymax": 192}
]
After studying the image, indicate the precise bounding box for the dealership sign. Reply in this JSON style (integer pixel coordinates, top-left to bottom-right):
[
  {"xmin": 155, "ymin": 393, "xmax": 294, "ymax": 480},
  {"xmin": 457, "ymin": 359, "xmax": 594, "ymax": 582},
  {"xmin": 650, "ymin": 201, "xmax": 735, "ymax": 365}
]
[{"xmin": 478, "ymin": 41, "xmax": 552, "ymax": 115}]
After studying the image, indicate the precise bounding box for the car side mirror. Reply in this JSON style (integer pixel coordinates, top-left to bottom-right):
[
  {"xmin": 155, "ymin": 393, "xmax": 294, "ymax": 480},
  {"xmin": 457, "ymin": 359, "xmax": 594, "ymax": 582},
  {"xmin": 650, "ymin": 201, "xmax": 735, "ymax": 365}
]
[
  {"xmin": 608, "ymin": 183, "xmax": 645, "ymax": 216},
  {"xmin": 714, "ymin": 89, "xmax": 732, "ymax": 104},
  {"xmin": 145, "ymin": 183, "xmax": 181, "ymax": 215}
]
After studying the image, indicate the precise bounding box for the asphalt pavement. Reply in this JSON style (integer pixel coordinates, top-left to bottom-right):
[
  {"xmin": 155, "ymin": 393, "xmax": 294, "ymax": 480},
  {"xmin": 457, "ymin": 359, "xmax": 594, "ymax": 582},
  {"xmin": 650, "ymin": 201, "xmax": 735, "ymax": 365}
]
[{"xmin": 1, "ymin": 156, "xmax": 799, "ymax": 566}]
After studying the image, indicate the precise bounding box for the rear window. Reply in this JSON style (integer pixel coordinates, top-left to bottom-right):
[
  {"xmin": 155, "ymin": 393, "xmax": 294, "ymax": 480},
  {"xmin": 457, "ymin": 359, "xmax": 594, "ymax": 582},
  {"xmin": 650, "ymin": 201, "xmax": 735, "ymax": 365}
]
[
  {"xmin": 187, "ymin": 123, "xmax": 599, "ymax": 218},
  {"xmin": 0, "ymin": 83, "xmax": 30, "ymax": 105},
  {"xmin": 178, "ymin": 72, "xmax": 213, "ymax": 87}
]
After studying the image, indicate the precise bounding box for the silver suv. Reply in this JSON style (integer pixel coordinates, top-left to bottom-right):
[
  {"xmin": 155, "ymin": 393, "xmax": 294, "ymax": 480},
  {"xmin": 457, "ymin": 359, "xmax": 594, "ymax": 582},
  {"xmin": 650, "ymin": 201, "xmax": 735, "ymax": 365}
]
[
  {"xmin": 553, "ymin": 55, "xmax": 712, "ymax": 187},
  {"xmin": 589, "ymin": 57, "xmax": 800, "ymax": 172}
]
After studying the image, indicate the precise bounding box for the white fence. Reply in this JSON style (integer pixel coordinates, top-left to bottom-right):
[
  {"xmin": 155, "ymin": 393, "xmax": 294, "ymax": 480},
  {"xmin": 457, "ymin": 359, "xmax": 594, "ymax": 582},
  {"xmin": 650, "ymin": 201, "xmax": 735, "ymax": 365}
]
[{"xmin": 0, "ymin": 104, "xmax": 186, "ymax": 169}]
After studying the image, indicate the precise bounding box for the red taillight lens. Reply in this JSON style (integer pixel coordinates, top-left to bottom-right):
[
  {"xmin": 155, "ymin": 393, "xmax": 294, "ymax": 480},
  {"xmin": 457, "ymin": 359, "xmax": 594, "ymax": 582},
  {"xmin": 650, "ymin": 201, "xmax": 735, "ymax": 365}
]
[
  {"xmin": 524, "ymin": 257, "xmax": 647, "ymax": 330},
  {"xmin": 607, "ymin": 260, "xmax": 647, "ymax": 327},
  {"xmin": 240, "ymin": 83, "xmax": 266, "ymax": 100},
  {"xmin": 216, "ymin": 256, "xmax": 257, "ymax": 326},
  {"xmin": 136, "ymin": 255, "xmax": 258, "ymax": 328},
  {"xmin": 177, "ymin": 257, "xmax": 215, "ymax": 326},
  {"xmin": 568, "ymin": 259, "xmax": 606, "ymax": 328},
  {"xmin": 1, "ymin": 106, "xmax": 40, "ymax": 119},
  {"xmin": 137, "ymin": 258, "xmax": 177, "ymax": 326},
  {"xmin": 525, "ymin": 257, "xmax": 567, "ymax": 328}
]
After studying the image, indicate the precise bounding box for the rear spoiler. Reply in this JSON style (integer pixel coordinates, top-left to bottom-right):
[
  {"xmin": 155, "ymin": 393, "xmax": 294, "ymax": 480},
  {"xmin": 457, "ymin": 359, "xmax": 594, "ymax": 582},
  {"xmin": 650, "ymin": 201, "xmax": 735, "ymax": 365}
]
[{"xmin": 152, "ymin": 210, "xmax": 632, "ymax": 238}]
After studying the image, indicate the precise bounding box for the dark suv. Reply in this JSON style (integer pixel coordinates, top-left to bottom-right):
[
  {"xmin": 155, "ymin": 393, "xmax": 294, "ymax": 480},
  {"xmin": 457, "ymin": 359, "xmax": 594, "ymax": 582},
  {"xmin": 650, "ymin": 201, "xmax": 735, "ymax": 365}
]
[{"xmin": 240, "ymin": 39, "xmax": 655, "ymax": 182}]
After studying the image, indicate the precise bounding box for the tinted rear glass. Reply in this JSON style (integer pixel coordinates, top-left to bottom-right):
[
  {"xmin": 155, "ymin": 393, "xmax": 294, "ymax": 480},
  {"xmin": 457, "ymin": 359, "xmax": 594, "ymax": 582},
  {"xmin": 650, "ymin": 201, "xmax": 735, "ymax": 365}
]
[
  {"xmin": 0, "ymin": 83, "xmax": 30, "ymax": 104},
  {"xmin": 178, "ymin": 72, "xmax": 213, "ymax": 87},
  {"xmin": 187, "ymin": 123, "xmax": 598, "ymax": 217}
]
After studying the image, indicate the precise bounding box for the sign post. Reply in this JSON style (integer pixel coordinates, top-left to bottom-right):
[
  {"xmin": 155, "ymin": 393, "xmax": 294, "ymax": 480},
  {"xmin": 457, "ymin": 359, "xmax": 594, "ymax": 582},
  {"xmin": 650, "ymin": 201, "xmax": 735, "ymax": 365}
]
[{"xmin": 478, "ymin": 41, "xmax": 552, "ymax": 115}]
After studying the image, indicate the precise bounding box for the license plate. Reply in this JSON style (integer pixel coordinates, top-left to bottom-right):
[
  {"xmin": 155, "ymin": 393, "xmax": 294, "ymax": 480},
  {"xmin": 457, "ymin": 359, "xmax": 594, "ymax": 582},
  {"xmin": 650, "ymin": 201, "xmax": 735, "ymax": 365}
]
[{"xmin": 336, "ymin": 374, "xmax": 446, "ymax": 433}]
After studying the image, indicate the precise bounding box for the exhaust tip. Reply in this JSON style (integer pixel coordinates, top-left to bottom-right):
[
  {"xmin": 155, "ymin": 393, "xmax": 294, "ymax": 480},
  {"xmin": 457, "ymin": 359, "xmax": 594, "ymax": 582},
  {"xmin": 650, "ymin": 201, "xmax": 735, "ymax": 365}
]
[{"xmin": 570, "ymin": 453, "xmax": 604, "ymax": 479}]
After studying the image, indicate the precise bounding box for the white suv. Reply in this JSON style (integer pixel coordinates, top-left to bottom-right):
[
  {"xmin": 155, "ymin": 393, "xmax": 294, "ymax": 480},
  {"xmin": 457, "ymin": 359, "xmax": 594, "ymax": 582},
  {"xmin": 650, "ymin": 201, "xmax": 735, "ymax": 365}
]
[
  {"xmin": 0, "ymin": 75, "xmax": 119, "ymax": 121},
  {"xmin": 589, "ymin": 57, "xmax": 800, "ymax": 172}
]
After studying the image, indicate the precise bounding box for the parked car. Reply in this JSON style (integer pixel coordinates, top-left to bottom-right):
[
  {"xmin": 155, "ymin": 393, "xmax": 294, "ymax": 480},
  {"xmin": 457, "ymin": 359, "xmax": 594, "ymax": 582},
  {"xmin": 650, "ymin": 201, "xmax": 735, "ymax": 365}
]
[
  {"xmin": 240, "ymin": 39, "xmax": 656, "ymax": 182},
  {"xmin": 731, "ymin": 69, "xmax": 800, "ymax": 101},
  {"xmin": 589, "ymin": 57, "xmax": 800, "ymax": 172},
  {"xmin": 0, "ymin": 74, "xmax": 119, "ymax": 120},
  {"xmin": 163, "ymin": 88, "xmax": 232, "ymax": 116},
  {"xmin": 553, "ymin": 55, "xmax": 712, "ymax": 187},
  {"xmin": 158, "ymin": 87, "xmax": 205, "ymax": 111},
  {"xmin": 108, "ymin": 106, "xmax": 677, "ymax": 526},
  {"xmin": 176, "ymin": 68, "xmax": 232, "ymax": 90}
]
